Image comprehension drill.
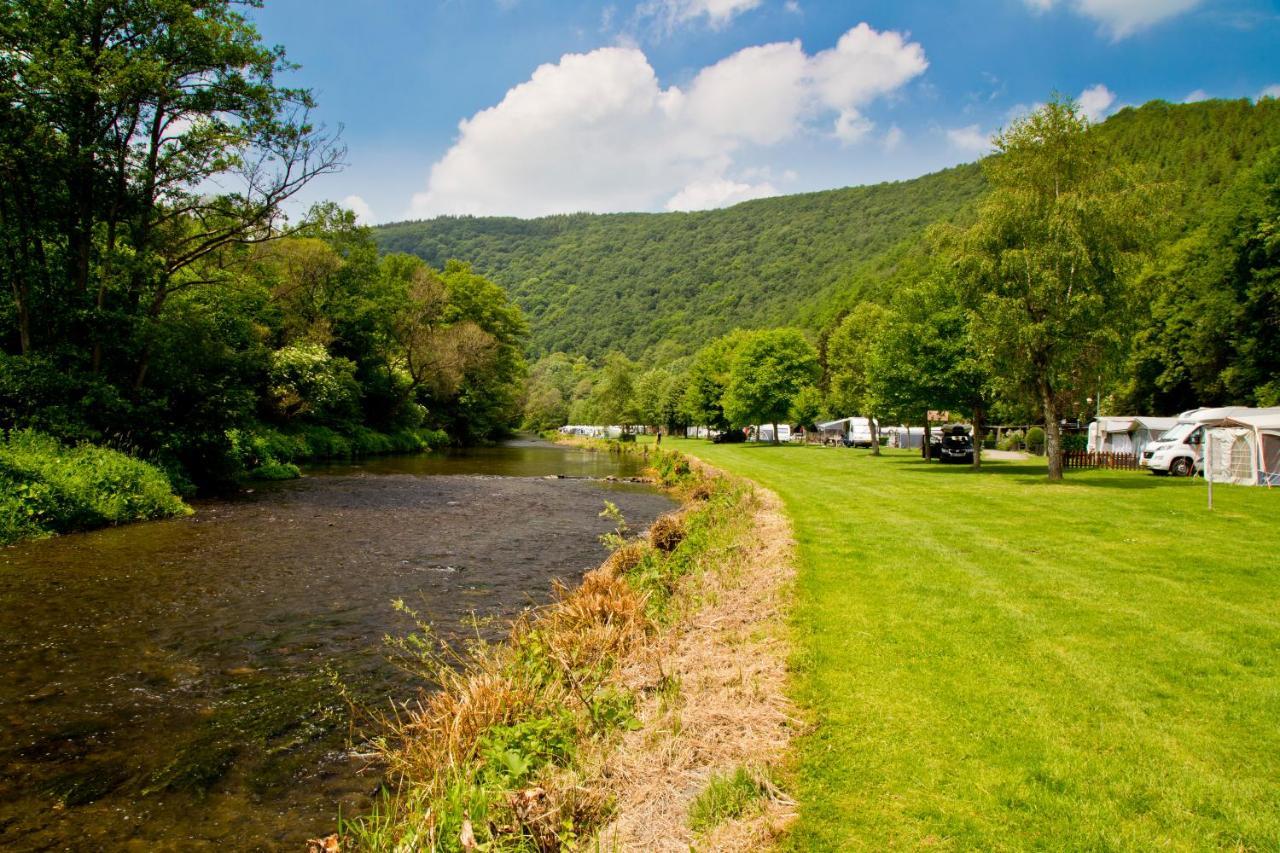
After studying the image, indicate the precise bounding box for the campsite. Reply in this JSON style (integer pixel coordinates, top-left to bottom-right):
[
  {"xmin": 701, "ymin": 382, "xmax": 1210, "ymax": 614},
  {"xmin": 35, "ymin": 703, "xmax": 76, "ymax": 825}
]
[{"xmin": 2, "ymin": 1, "xmax": 1278, "ymax": 850}]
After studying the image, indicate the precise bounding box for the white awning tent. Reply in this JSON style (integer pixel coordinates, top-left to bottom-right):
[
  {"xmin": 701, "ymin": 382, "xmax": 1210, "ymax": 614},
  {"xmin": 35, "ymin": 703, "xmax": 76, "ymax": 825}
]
[
  {"xmin": 1204, "ymin": 413, "xmax": 1280, "ymax": 486},
  {"xmin": 881, "ymin": 425, "xmax": 924, "ymax": 449},
  {"xmin": 1087, "ymin": 416, "xmax": 1178, "ymax": 455}
]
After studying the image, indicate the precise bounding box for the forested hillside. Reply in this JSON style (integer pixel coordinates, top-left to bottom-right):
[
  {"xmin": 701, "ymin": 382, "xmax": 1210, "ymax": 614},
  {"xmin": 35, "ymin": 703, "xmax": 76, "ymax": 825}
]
[{"xmin": 377, "ymin": 99, "xmax": 1280, "ymax": 360}]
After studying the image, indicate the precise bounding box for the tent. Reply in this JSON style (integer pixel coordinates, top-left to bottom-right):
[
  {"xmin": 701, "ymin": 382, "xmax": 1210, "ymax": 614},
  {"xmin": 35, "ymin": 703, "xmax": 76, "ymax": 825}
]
[
  {"xmin": 1087, "ymin": 416, "xmax": 1178, "ymax": 456},
  {"xmin": 1205, "ymin": 413, "xmax": 1280, "ymax": 486},
  {"xmin": 881, "ymin": 425, "xmax": 924, "ymax": 449}
]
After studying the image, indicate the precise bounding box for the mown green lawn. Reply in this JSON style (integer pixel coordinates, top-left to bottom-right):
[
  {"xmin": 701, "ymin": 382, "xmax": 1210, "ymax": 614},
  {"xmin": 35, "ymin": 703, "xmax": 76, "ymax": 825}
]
[{"xmin": 662, "ymin": 439, "xmax": 1280, "ymax": 851}]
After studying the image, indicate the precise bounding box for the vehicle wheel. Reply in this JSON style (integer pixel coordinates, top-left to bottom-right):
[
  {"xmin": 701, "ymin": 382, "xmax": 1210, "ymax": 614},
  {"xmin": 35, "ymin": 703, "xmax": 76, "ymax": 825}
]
[{"xmin": 1170, "ymin": 457, "xmax": 1193, "ymax": 477}]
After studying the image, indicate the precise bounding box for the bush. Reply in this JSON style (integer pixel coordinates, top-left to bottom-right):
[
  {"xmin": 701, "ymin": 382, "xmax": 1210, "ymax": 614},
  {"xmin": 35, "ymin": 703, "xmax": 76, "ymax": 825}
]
[
  {"xmin": 997, "ymin": 429, "xmax": 1025, "ymax": 451},
  {"xmin": 0, "ymin": 430, "xmax": 190, "ymax": 544},
  {"xmin": 1026, "ymin": 426, "xmax": 1046, "ymax": 455}
]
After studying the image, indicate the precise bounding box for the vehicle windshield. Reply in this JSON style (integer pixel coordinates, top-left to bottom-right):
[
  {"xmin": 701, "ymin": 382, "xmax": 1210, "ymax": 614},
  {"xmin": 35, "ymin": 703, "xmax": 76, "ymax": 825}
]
[{"xmin": 1160, "ymin": 422, "xmax": 1195, "ymax": 442}]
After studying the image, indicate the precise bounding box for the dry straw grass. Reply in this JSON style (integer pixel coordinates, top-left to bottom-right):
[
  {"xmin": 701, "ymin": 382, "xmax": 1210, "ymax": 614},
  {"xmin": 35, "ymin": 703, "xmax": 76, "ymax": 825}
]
[
  {"xmin": 356, "ymin": 445, "xmax": 797, "ymax": 851},
  {"xmin": 596, "ymin": 483, "xmax": 800, "ymax": 851}
]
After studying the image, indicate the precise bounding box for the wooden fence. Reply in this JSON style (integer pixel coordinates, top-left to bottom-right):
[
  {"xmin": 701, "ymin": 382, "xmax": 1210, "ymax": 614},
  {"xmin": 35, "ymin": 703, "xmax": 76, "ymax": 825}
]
[{"xmin": 1061, "ymin": 450, "xmax": 1140, "ymax": 470}]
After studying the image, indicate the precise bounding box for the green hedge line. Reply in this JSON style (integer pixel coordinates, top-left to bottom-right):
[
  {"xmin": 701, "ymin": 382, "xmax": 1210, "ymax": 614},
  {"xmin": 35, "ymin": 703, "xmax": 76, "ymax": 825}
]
[{"xmin": 228, "ymin": 424, "xmax": 451, "ymax": 480}]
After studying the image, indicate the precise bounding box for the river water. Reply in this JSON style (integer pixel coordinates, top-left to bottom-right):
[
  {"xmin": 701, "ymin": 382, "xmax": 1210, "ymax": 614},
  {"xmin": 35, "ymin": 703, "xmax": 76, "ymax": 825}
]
[{"xmin": 0, "ymin": 439, "xmax": 673, "ymax": 851}]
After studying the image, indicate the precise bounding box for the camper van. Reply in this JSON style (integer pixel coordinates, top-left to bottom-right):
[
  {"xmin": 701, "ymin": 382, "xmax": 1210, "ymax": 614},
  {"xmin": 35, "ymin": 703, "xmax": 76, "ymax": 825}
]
[
  {"xmin": 815, "ymin": 417, "xmax": 877, "ymax": 447},
  {"xmin": 1142, "ymin": 407, "xmax": 1280, "ymax": 476}
]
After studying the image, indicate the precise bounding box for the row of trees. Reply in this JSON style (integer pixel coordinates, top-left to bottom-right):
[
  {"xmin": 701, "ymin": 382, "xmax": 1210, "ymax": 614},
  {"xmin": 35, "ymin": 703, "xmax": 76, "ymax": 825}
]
[
  {"xmin": 530, "ymin": 97, "xmax": 1275, "ymax": 482},
  {"xmin": 0, "ymin": 0, "xmax": 527, "ymax": 487}
]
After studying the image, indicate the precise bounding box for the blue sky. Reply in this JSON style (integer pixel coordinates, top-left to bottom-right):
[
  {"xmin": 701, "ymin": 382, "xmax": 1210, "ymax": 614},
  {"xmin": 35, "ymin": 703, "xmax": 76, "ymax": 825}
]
[{"xmin": 248, "ymin": 0, "xmax": 1280, "ymax": 223}]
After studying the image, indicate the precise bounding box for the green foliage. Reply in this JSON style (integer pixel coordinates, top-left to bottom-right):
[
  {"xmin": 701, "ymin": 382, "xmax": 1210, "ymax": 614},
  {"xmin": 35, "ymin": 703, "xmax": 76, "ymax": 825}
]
[
  {"xmin": 688, "ymin": 767, "xmax": 769, "ymax": 833},
  {"xmin": 476, "ymin": 711, "xmax": 578, "ymax": 788},
  {"xmin": 943, "ymin": 96, "xmax": 1159, "ymax": 478},
  {"xmin": 723, "ymin": 329, "xmax": 819, "ymax": 434},
  {"xmin": 0, "ymin": 5, "xmax": 527, "ymax": 497},
  {"xmin": 0, "ymin": 430, "xmax": 189, "ymax": 543},
  {"xmin": 1025, "ymin": 425, "xmax": 1046, "ymax": 454},
  {"xmin": 376, "ymin": 100, "xmax": 1280, "ymax": 363}
]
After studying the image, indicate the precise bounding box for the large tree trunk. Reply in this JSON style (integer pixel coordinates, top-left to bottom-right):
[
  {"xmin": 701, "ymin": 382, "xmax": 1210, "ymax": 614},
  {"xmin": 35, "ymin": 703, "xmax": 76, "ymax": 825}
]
[
  {"xmin": 923, "ymin": 418, "xmax": 932, "ymax": 462},
  {"xmin": 1038, "ymin": 377, "xmax": 1063, "ymax": 481},
  {"xmin": 771, "ymin": 421, "xmax": 780, "ymax": 445},
  {"xmin": 972, "ymin": 404, "xmax": 984, "ymax": 470},
  {"xmin": 870, "ymin": 415, "xmax": 880, "ymax": 456}
]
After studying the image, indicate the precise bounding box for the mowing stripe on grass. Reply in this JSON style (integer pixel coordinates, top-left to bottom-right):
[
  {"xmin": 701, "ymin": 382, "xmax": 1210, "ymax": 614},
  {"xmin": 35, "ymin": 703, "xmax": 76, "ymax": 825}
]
[{"xmin": 666, "ymin": 440, "xmax": 1280, "ymax": 851}]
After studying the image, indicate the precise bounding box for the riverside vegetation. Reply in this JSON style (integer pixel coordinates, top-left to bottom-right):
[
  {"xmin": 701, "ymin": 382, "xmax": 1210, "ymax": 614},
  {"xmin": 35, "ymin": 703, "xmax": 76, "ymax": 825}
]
[
  {"xmin": 1, "ymin": 1, "xmax": 527, "ymax": 541},
  {"xmin": 341, "ymin": 443, "xmax": 796, "ymax": 850}
]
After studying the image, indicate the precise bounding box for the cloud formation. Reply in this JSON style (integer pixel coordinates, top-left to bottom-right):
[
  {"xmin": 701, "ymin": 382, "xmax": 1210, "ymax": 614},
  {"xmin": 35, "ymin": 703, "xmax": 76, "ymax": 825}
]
[
  {"xmin": 638, "ymin": 0, "xmax": 762, "ymax": 32},
  {"xmin": 1261, "ymin": 84, "xmax": 1280, "ymax": 100},
  {"xmin": 1077, "ymin": 83, "xmax": 1116, "ymax": 121},
  {"xmin": 1023, "ymin": 0, "xmax": 1201, "ymax": 38},
  {"xmin": 946, "ymin": 124, "xmax": 991, "ymax": 155},
  {"xmin": 342, "ymin": 194, "xmax": 374, "ymax": 224},
  {"xmin": 408, "ymin": 24, "xmax": 928, "ymax": 217}
]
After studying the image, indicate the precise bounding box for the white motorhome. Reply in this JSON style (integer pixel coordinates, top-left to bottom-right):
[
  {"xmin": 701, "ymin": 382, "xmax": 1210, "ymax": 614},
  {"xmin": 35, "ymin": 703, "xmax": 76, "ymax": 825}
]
[
  {"xmin": 815, "ymin": 417, "xmax": 877, "ymax": 448},
  {"xmin": 1142, "ymin": 407, "xmax": 1280, "ymax": 475}
]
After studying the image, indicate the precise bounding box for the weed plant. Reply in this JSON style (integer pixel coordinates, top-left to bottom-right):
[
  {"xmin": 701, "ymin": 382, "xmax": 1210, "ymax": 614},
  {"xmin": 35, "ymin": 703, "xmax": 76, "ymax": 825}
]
[
  {"xmin": 342, "ymin": 446, "xmax": 751, "ymax": 851},
  {"xmin": 0, "ymin": 429, "xmax": 189, "ymax": 543}
]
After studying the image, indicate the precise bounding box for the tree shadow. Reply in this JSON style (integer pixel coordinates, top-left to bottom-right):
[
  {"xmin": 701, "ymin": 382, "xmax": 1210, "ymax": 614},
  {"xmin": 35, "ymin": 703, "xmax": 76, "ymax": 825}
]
[{"xmin": 907, "ymin": 459, "xmax": 1169, "ymax": 489}]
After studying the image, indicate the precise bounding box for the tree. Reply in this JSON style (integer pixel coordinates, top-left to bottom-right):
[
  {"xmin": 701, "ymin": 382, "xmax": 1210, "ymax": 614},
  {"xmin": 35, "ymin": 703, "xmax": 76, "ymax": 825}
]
[
  {"xmin": 942, "ymin": 97, "xmax": 1156, "ymax": 480},
  {"xmin": 0, "ymin": 0, "xmax": 341, "ymax": 373},
  {"xmin": 682, "ymin": 331, "xmax": 750, "ymax": 432},
  {"xmin": 723, "ymin": 329, "xmax": 819, "ymax": 443},
  {"xmin": 590, "ymin": 352, "xmax": 639, "ymax": 430},
  {"xmin": 827, "ymin": 303, "xmax": 890, "ymax": 455}
]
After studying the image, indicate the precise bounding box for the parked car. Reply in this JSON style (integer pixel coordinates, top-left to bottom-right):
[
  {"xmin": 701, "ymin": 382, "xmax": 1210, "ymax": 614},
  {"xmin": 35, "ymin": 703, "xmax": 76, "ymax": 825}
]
[
  {"xmin": 923, "ymin": 425, "xmax": 975, "ymax": 464},
  {"xmin": 712, "ymin": 429, "xmax": 747, "ymax": 444}
]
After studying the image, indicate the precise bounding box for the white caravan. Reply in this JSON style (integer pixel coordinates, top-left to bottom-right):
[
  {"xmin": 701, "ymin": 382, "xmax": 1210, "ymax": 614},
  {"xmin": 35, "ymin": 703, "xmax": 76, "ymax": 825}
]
[{"xmin": 1142, "ymin": 407, "xmax": 1280, "ymax": 476}]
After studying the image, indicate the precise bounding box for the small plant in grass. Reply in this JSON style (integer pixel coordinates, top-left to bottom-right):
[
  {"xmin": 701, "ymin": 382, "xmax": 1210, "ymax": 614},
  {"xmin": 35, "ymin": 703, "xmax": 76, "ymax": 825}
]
[
  {"xmin": 688, "ymin": 766, "xmax": 769, "ymax": 833},
  {"xmin": 598, "ymin": 500, "xmax": 630, "ymax": 550}
]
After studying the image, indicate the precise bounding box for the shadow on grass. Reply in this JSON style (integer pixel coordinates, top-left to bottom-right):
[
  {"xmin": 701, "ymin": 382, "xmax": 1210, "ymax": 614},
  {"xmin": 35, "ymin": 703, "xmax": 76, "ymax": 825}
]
[{"xmin": 903, "ymin": 458, "xmax": 1174, "ymax": 489}]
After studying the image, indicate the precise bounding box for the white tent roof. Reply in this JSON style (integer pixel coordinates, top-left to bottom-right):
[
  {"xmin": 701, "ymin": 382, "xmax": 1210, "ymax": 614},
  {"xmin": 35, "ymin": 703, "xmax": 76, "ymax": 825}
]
[
  {"xmin": 1218, "ymin": 413, "xmax": 1280, "ymax": 432},
  {"xmin": 1093, "ymin": 415, "xmax": 1177, "ymax": 433}
]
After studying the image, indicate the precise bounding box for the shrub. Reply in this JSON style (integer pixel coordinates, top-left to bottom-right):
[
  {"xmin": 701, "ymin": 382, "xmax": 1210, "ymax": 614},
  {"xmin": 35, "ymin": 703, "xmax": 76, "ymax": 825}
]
[
  {"xmin": 1026, "ymin": 426, "xmax": 1046, "ymax": 455},
  {"xmin": 997, "ymin": 429, "xmax": 1025, "ymax": 451},
  {"xmin": 0, "ymin": 430, "xmax": 189, "ymax": 544}
]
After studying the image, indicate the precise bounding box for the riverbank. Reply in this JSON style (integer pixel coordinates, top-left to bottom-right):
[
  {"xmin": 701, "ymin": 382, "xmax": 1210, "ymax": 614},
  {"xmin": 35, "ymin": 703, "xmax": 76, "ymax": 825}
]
[
  {"xmin": 662, "ymin": 437, "xmax": 1280, "ymax": 849},
  {"xmin": 0, "ymin": 430, "xmax": 190, "ymax": 545},
  {"xmin": 340, "ymin": 442, "xmax": 799, "ymax": 850}
]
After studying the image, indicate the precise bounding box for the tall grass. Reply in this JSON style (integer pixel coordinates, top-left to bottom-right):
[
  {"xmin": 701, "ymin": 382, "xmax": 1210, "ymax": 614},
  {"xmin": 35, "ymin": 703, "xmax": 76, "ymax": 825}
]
[
  {"xmin": 0, "ymin": 429, "xmax": 189, "ymax": 544},
  {"xmin": 343, "ymin": 446, "xmax": 751, "ymax": 850}
]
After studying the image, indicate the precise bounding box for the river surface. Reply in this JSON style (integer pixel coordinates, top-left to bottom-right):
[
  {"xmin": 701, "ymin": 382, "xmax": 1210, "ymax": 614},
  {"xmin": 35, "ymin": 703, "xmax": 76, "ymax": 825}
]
[{"xmin": 0, "ymin": 439, "xmax": 673, "ymax": 851}]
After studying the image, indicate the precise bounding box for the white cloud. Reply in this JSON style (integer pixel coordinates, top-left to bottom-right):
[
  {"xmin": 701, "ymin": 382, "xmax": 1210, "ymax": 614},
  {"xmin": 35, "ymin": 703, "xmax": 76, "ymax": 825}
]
[
  {"xmin": 409, "ymin": 24, "xmax": 928, "ymax": 218},
  {"xmin": 882, "ymin": 124, "xmax": 904, "ymax": 151},
  {"xmin": 947, "ymin": 124, "xmax": 992, "ymax": 155},
  {"xmin": 666, "ymin": 178, "xmax": 779, "ymax": 211},
  {"xmin": 639, "ymin": 0, "xmax": 762, "ymax": 31},
  {"xmin": 1184, "ymin": 88, "xmax": 1209, "ymax": 103},
  {"xmin": 1077, "ymin": 83, "xmax": 1116, "ymax": 121},
  {"xmin": 1022, "ymin": 0, "xmax": 1201, "ymax": 38},
  {"xmin": 684, "ymin": 41, "xmax": 809, "ymax": 145},
  {"xmin": 833, "ymin": 109, "xmax": 874, "ymax": 144},
  {"xmin": 342, "ymin": 194, "xmax": 375, "ymax": 224},
  {"xmin": 1260, "ymin": 84, "xmax": 1280, "ymax": 100},
  {"xmin": 784, "ymin": 0, "xmax": 801, "ymax": 13},
  {"xmin": 811, "ymin": 23, "xmax": 929, "ymax": 113}
]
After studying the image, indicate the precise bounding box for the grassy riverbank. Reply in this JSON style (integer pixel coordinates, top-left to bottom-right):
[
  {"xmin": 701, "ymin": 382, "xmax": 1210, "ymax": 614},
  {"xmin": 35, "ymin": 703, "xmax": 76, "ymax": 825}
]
[
  {"xmin": 343, "ymin": 445, "xmax": 795, "ymax": 850},
  {"xmin": 0, "ymin": 430, "xmax": 190, "ymax": 545},
  {"xmin": 664, "ymin": 438, "xmax": 1280, "ymax": 850}
]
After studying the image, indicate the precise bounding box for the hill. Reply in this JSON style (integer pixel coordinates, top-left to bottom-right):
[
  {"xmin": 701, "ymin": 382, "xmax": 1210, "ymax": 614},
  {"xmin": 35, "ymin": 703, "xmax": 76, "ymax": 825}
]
[{"xmin": 375, "ymin": 99, "xmax": 1280, "ymax": 359}]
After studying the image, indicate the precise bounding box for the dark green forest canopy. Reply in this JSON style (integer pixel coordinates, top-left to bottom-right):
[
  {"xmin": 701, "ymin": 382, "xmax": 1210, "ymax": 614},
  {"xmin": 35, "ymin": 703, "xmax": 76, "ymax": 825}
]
[{"xmin": 375, "ymin": 99, "xmax": 1280, "ymax": 361}]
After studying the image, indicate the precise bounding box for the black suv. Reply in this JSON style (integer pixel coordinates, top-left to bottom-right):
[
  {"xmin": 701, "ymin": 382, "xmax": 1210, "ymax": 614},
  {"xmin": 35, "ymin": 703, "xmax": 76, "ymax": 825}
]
[{"xmin": 923, "ymin": 425, "xmax": 975, "ymax": 464}]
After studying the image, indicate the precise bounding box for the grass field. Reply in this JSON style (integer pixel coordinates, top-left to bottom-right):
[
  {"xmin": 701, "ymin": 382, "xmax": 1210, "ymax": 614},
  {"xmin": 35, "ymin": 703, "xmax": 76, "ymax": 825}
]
[{"xmin": 660, "ymin": 439, "xmax": 1280, "ymax": 851}]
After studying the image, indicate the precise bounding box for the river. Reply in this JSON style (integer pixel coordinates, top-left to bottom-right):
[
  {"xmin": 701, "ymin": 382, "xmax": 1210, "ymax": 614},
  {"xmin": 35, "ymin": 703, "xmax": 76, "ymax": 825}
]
[{"xmin": 0, "ymin": 439, "xmax": 674, "ymax": 850}]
